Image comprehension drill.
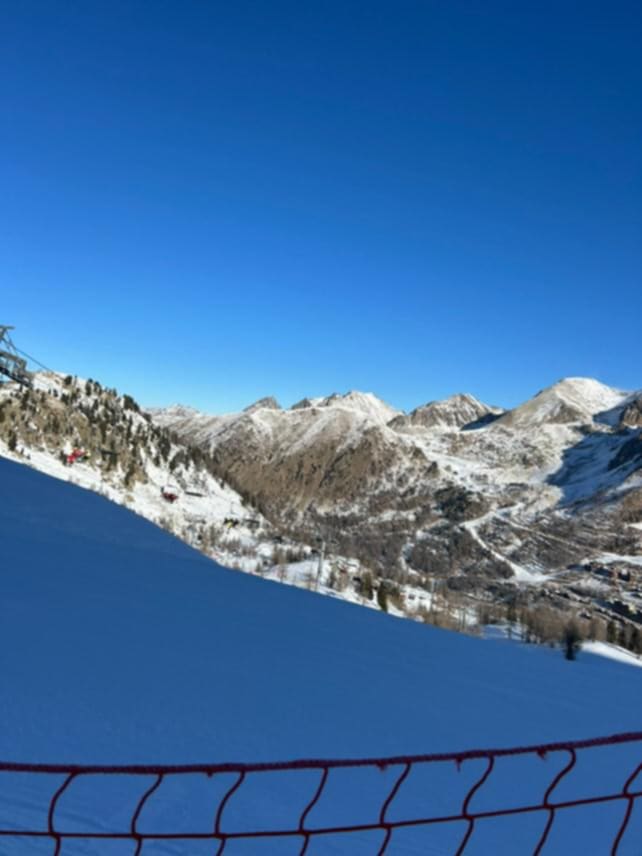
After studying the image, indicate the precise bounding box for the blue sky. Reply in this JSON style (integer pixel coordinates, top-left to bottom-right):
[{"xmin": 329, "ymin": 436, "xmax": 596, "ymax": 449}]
[{"xmin": 2, "ymin": 1, "xmax": 640, "ymax": 413}]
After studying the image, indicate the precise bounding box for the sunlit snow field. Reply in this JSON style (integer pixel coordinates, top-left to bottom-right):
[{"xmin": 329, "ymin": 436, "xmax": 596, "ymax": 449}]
[{"xmin": 2, "ymin": 456, "xmax": 642, "ymax": 854}]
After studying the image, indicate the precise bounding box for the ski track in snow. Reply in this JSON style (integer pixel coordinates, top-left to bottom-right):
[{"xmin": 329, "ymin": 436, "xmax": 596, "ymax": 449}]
[{"xmin": 462, "ymin": 515, "xmax": 547, "ymax": 584}]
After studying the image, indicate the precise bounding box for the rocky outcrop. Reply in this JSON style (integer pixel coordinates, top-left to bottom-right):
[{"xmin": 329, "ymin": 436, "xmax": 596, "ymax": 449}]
[
  {"xmin": 391, "ymin": 393, "xmax": 500, "ymax": 431},
  {"xmin": 621, "ymin": 397, "xmax": 642, "ymax": 428},
  {"xmin": 243, "ymin": 396, "xmax": 281, "ymax": 412}
]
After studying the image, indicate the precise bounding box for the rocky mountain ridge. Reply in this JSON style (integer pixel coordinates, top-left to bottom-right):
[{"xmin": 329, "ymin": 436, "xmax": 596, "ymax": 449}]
[{"xmin": 151, "ymin": 378, "xmax": 642, "ymax": 614}]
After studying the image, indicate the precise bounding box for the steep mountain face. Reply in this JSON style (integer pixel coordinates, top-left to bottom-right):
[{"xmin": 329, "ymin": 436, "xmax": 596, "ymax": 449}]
[
  {"xmin": 243, "ymin": 396, "xmax": 281, "ymax": 413},
  {"xmin": 303, "ymin": 391, "xmax": 401, "ymax": 425},
  {"xmin": 152, "ymin": 379, "xmax": 642, "ymax": 605},
  {"xmin": 154, "ymin": 392, "xmax": 404, "ymax": 518},
  {"xmin": 621, "ymin": 396, "xmax": 642, "ymax": 428},
  {"xmin": 391, "ymin": 393, "xmax": 502, "ymax": 430},
  {"xmin": 495, "ymin": 378, "xmax": 627, "ymax": 428}
]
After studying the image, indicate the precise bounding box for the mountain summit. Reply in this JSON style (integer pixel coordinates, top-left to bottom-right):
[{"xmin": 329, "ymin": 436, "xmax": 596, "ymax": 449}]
[
  {"xmin": 497, "ymin": 378, "xmax": 628, "ymax": 428},
  {"xmin": 291, "ymin": 390, "xmax": 399, "ymax": 424},
  {"xmin": 393, "ymin": 392, "xmax": 501, "ymax": 430}
]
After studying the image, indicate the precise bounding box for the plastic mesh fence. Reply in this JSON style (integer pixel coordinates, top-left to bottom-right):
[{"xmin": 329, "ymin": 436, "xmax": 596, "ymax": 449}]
[{"xmin": 2, "ymin": 730, "xmax": 642, "ymax": 855}]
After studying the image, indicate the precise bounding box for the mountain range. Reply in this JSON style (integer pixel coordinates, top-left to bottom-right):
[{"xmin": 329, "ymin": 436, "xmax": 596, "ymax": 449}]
[
  {"xmin": 151, "ymin": 377, "xmax": 642, "ymax": 582},
  {"xmin": 2, "ymin": 372, "xmax": 641, "ymax": 640}
]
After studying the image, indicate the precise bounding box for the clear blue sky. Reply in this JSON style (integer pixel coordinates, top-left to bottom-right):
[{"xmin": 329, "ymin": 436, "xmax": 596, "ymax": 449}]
[{"xmin": 2, "ymin": 1, "xmax": 640, "ymax": 413}]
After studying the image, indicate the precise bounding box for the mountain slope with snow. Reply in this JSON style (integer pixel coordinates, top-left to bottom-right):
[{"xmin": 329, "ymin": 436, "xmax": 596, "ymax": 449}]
[
  {"xmin": 392, "ymin": 393, "xmax": 502, "ymax": 430},
  {"xmin": 149, "ymin": 377, "xmax": 642, "ymax": 648},
  {"xmin": 496, "ymin": 377, "xmax": 629, "ymax": 429},
  {"xmin": 304, "ymin": 390, "xmax": 401, "ymax": 424},
  {"xmin": 0, "ymin": 373, "xmax": 277, "ymax": 570},
  {"xmin": 152, "ymin": 377, "xmax": 641, "ymax": 567},
  {"xmin": 2, "ymin": 456, "xmax": 642, "ymax": 854}
]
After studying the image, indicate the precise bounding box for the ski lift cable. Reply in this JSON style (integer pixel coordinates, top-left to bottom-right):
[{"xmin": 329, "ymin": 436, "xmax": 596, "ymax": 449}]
[
  {"xmin": 14, "ymin": 346, "xmax": 55, "ymax": 374},
  {"xmin": 0, "ymin": 326, "xmax": 35, "ymax": 387}
]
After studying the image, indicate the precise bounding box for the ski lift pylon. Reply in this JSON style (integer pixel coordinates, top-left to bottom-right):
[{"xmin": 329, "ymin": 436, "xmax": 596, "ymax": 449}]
[{"xmin": 0, "ymin": 326, "xmax": 33, "ymax": 388}]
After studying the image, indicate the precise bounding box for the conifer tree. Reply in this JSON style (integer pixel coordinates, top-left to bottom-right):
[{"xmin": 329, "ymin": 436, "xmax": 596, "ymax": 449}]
[{"xmin": 563, "ymin": 619, "xmax": 582, "ymax": 661}]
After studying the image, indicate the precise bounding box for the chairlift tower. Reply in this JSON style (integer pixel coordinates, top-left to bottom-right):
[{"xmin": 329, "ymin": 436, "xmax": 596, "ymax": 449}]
[{"xmin": 0, "ymin": 326, "xmax": 33, "ymax": 388}]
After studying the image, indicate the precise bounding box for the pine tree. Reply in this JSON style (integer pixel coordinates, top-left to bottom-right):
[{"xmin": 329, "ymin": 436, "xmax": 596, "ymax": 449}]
[
  {"xmin": 360, "ymin": 572, "xmax": 374, "ymax": 600},
  {"xmin": 124, "ymin": 463, "xmax": 136, "ymax": 488},
  {"xmin": 618, "ymin": 624, "xmax": 630, "ymax": 650},
  {"xmin": 563, "ymin": 620, "xmax": 582, "ymax": 661}
]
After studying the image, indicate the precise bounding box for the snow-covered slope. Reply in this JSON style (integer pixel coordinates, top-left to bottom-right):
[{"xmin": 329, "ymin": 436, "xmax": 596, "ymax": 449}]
[
  {"xmin": 0, "ymin": 372, "xmax": 273, "ymax": 568},
  {"xmin": 496, "ymin": 378, "xmax": 629, "ymax": 429},
  {"xmin": 393, "ymin": 392, "xmax": 501, "ymax": 430},
  {"xmin": 2, "ymin": 456, "xmax": 642, "ymax": 854},
  {"xmin": 305, "ymin": 390, "xmax": 400, "ymax": 424},
  {"xmin": 152, "ymin": 390, "xmax": 400, "ymax": 463}
]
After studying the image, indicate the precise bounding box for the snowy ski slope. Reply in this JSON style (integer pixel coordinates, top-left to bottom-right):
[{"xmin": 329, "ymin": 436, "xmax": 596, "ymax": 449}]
[{"xmin": 2, "ymin": 456, "xmax": 642, "ymax": 854}]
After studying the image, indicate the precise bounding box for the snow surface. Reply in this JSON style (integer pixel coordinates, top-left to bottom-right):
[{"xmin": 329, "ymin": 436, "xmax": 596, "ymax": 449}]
[
  {"xmin": 299, "ymin": 391, "xmax": 401, "ymax": 425},
  {"xmin": 3, "ymin": 455, "xmax": 642, "ymax": 854},
  {"xmin": 402, "ymin": 393, "xmax": 501, "ymax": 431},
  {"xmin": 583, "ymin": 641, "xmax": 642, "ymax": 669}
]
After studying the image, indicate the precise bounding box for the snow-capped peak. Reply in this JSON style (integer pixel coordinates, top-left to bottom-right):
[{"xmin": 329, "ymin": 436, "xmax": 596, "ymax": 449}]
[
  {"xmin": 243, "ymin": 396, "xmax": 281, "ymax": 413},
  {"xmin": 393, "ymin": 392, "xmax": 501, "ymax": 430},
  {"xmin": 291, "ymin": 391, "xmax": 400, "ymax": 424},
  {"xmin": 148, "ymin": 403, "xmax": 200, "ymax": 420},
  {"xmin": 498, "ymin": 377, "xmax": 629, "ymax": 428}
]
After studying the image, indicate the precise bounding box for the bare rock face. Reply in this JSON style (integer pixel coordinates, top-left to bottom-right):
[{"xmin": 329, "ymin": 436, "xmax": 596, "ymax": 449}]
[
  {"xmin": 621, "ymin": 397, "xmax": 642, "ymax": 428},
  {"xmin": 243, "ymin": 396, "xmax": 281, "ymax": 413},
  {"xmin": 391, "ymin": 393, "xmax": 500, "ymax": 431},
  {"xmin": 291, "ymin": 398, "xmax": 314, "ymax": 410}
]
